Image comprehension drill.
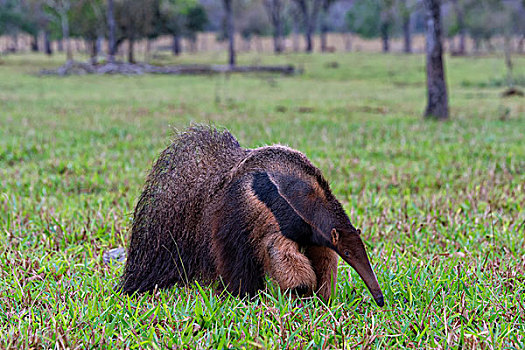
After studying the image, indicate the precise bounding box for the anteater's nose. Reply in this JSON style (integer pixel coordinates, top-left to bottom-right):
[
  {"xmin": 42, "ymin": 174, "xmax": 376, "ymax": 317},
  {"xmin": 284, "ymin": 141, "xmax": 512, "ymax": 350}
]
[{"xmin": 373, "ymin": 293, "xmax": 384, "ymax": 307}]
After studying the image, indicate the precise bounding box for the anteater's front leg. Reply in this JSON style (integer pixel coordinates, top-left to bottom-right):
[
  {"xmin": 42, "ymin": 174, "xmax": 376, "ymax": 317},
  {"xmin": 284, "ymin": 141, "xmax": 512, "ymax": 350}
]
[
  {"xmin": 264, "ymin": 235, "xmax": 317, "ymax": 296},
  {"xmin": 304, "ymin": 246, "xmax": 338, "ymax": 301}
]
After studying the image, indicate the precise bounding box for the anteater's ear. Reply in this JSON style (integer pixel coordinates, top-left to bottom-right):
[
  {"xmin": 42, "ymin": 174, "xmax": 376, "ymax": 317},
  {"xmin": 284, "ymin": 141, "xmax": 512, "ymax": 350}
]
[
  {"xmin": 267, "ymin": 172, "xmax": 332, "ymax": 235},
  {"xmin": 331, "ymin": 228, "xmax": 339, "ymax": 245}
]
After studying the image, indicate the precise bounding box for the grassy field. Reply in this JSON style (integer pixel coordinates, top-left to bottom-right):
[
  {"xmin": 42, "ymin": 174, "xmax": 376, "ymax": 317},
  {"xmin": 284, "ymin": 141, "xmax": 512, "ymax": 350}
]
[{"xmin": 0, "ymin": 51, "xmax": 524, "ymax": 349}]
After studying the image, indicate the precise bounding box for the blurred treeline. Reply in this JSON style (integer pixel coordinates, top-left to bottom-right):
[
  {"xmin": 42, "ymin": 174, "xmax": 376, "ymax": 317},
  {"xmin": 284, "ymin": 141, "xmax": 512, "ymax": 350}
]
[{"xmin": 0, "ymin": 0, "xmax": 523, "ymax": 61}]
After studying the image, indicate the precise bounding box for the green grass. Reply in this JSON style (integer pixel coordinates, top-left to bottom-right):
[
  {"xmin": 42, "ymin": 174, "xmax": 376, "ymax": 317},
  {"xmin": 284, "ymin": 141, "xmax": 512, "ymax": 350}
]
[{"xmin": 0, "ymin": 51, "xmax": 524, "ymax": 348}]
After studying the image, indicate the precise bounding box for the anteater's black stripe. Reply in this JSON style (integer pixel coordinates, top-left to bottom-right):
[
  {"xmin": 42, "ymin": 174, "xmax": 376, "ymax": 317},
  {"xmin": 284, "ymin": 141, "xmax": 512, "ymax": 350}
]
[{"xmin": 252, "ymin": 172, "xmax": 313, "ymax": 245}]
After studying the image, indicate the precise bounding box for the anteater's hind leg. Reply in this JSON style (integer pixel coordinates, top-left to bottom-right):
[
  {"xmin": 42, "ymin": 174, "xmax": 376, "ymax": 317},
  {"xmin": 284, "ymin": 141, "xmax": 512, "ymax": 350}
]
[
  {"xmin": 264, "ymin": 235, "xmax": 317, "ymax": 296},
  {"xmin": 304, "ymin": 246, "xmax": 338, "ymax": 301}
]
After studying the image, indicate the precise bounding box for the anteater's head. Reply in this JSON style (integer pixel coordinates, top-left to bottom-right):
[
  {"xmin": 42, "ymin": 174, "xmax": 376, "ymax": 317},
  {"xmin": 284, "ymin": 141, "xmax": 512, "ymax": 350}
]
[
  {"xmin": 329, "ymin": 227, "xmax": 384, "ymax": 307},
  {"xmin": 264, "ymin": 165, "xmax": 384, "ymax": 307}
]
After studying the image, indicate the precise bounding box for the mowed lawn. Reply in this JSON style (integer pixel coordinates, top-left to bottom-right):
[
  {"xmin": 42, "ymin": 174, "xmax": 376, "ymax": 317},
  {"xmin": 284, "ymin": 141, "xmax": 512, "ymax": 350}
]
[{"xmin": 0, "ymin": 51, "xmax": 524, "ymax": 348}]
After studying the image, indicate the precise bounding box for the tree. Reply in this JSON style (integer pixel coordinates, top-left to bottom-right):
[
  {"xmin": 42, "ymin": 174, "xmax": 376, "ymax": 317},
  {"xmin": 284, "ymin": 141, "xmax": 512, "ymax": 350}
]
[
  {"xmin": 43, "ymin": 30, "xmax": 52, "ymax": 54},
  {"xmin": 1, "ymin": 0, "xmax": 39, "ymax": 51},
  {"xmin": 320, "ymin": 0, "xmax": 335, "ymax": 52},
  {"xmin": 70, "ymin": 0, "xmax": 105, "ymax": 63},
  {"xmin": 23, "ymin": 1, "xmax": 44, "ymax": 52},
  {"xmin": 0, "ymin": 1, "xmax": 20, "ymax": 36},
  {"xmin": 222, "ymin": 0, "xmax": 235, "ymax": 65},
  {"xmin": 45, "ymin": 0, "xmax": 74, "ymax": 62},
  {"xmin": 346, "ymin": 0, "xmax": 381, "ymax": 40},
  {"xmin": 516, "ymin": 1, "xmax": 525, "ymax": 53},
  {"xmin": 238, "ymin": 2, "xmax": 270, "ymax": 52},
  {"xmin": 263, "ymin": 0, "xmax": 285, "ymax": 53},
  {"xmin": 185, "ymin": 4, "xmax": 207, "ymax": 51},
  {"xmin": 423, "ymin": 0, "xmax": 448, "ymax": 119},
  {"xmin": 26, "ymin": 0, "xmax": 55, "ymax": 55},
  {"xmin": 114, "ymin": 0, "xmax": 157, "ymax": 63},
  {"xmin": 450, "ymin": 0, "xmax": 466, "ymax": 55},
  {"xmin": 346, "ymin": 0, "xmax": 393, "ymax": 52},
  {"xmin": 464, "ymin": 0, "xmax": 506, "ymax": 52},
  {"xmin": 160, "ymin": 0, "xmax": 184, "ymax": 55},
  {"xmin": 289, "ymin": 3, "xmax": 302, "ymax": 51},
  {"xmin": 292, "ymin": 0, "xmax": 323, "ymax": 53},
  {"xmin": 107, "ymin": 0, "xmax": 116, "ymax": 61},
  {"xmin": 499, "ymin": 0, "xmax": 523, "ymax": 85},
  {"xmin": 159, "ymin": 0, "xmax": 203, "ymax": 55},
  {"xmin": 397, "ymin": 0, "xmax": 413, "ymax": 53},
  {"xmin": 379, "ymin": 0, "xmax": 394, "ymax": 52}
]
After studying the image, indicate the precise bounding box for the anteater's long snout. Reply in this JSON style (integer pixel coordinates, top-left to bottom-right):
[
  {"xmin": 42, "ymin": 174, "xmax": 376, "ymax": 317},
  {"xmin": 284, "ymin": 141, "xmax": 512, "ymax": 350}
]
[
  {"xmin": 350, "ymin": 257, "xmax": 384, "ymax": 307},
  {"xmin": 341, "ymin": 237, "xmax": 384, "ymax": 307}
]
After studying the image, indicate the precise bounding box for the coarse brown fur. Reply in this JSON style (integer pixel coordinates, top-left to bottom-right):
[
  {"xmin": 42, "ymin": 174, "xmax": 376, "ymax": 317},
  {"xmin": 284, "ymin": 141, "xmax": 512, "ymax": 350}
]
[{"xmin": 121, "ymin": 126, "xmax": 384, "ymax": 305}]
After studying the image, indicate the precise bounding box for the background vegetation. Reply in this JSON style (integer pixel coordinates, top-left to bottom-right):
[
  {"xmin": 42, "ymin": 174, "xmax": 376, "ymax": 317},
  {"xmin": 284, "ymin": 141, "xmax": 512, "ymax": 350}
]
[
  {"xmin": 1, "ymin": 0, "xmax": 524, "ymax": 59},
  {"xmin": 1, "ymin": 51, "xmax": 524, "ymax": 348}
]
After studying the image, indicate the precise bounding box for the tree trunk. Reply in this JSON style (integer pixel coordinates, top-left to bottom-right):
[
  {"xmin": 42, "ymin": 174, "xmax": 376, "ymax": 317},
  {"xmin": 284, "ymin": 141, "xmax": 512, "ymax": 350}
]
[
  {"xmin": 344, "ymin": 32, "xmax": 352, "ymax": 52},
  {"xmin": 115, "ymin": 37, "xmax": 125, "ymax": 56},
  {"xmin": 399, "ymin": 0, "xmax": 411, "ymax": 53},
  {"xmin": 504, "ymin": 34, "xmax": 513, "ymax": 86},
  {"xmin": 274, "ymin": 9, "xmax": 283, "ymax": 53},
  {"xmin": 380, "ymin": 21, "xmax": 389, "ymax": 53},
  {"xmin": 273, "ymin": 32, "xmax": 282, "ymax": 54},
  {"xmin": 320, "ymin": 1, "xmax": 330, "ymax": 52},
  {"xmin": 424, "ymin": 0, "xmax": 449, "ymax": 120},
  {"xmin": 44, "ymin": 31, "xmax": 53, "ymax": 55},
  {"xmin": 128, "ymin": 37, "xmax": 135, "ymax": 63},
  {"xmin": 172, "ymin": 34, "xmax": 181, "ymax": 55},
  {"xmin": 458, "ymin": 32, "xmax": 466, "ymax": 55},
  {"xmin": 90, "ymin": 39, "xmax": 97, "ymax": 64},
  {"xmin": 60, "ymin": 12, "xmax": 73, "ymax": 62},
  {"xmin": 320, "ymin": 30, "xmax": 327, "ymax": 52},
  {"xmin": 201, "ymin": 34, "xmax": 207, "ymax": 51},
  {"xmin": 292, "ymin": 20, "xmax": 300, "ymax": 52},
  {"xmin": 145, "ymin": 39, "xmax": 152, "ymax": 62},
  {"xmin": 96, "ymin": 36, "xmax": 103, "ymax": 57},
  {"xmin": 305, "ymin": 29, "xmax": 313, "ymax": 53},
  {"xmin": 297, "ymin": 0, "xmax": 317, "ymax": 53},
  {"xmin": 294, "ymin": 0, "xmax": 321, "ymax": 53},
  {"xmin": 57, "ymin": 39, "xmax": 63, "ymax": 52},
  {"xmin": 31, "ymin": 34, "xmax": 39, "ymax": 52},
  {"xmin": 452, "ymin": 0, "xmax": 466, "ymax": 55},
  {"xmin": 403, "ymin": 15, "xmax": 411, "ymax": 53},
  {"xmin": 264, "ymin": 0, "xmax": 284, "ymax": 54},
  {"xmin": 223, "ymin": 0, "xmax": 236, "ymax": 66},
  {"xmin": 107, "ymin": 0, "xmax": 116, "ymax": 62},
  {"xmin": 10, "ymin": 33, "xmax": 18, "ymax": 53},
  {"xmin": 485, "ymin": 38, "xmax": 494, "ymax": 52}
]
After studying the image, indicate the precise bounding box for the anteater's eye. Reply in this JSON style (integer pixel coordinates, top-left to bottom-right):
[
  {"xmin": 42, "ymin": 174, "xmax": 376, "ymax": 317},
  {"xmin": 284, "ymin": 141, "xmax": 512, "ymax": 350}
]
[{"xmin": 344, "ymin": 250, "xmax": 350, "ymax": 257}]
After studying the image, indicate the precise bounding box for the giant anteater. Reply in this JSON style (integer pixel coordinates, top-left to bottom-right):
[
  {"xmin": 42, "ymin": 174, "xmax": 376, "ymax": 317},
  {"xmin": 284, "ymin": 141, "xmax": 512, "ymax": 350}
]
[{"xmin": 121, "ymin": 126, "xmax": 384, "ymax": 306}]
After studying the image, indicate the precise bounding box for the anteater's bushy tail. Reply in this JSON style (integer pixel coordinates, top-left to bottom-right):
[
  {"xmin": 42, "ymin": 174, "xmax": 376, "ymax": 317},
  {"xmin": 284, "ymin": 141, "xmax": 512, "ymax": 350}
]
[{"xmin": 120, "ymin": 126, "xmax": 247, "ymax": 294}]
